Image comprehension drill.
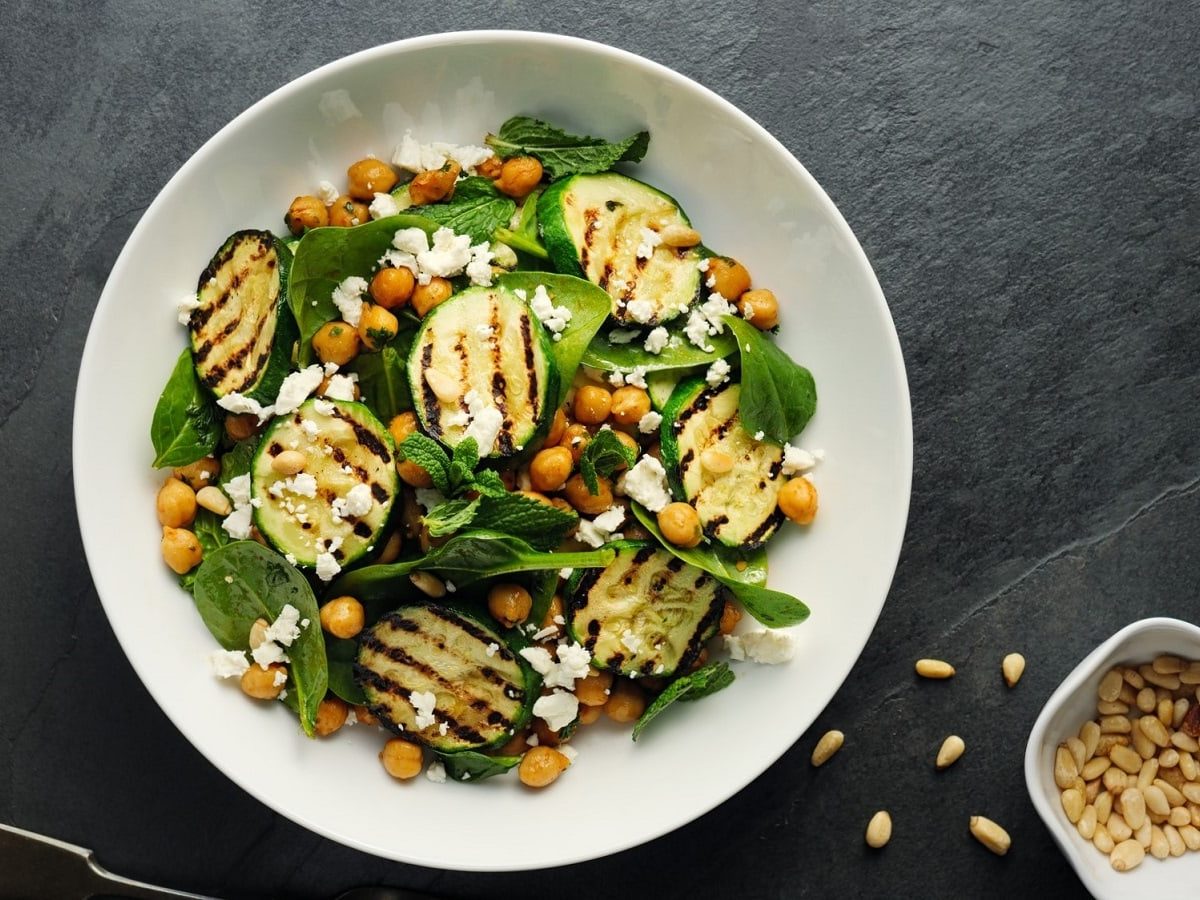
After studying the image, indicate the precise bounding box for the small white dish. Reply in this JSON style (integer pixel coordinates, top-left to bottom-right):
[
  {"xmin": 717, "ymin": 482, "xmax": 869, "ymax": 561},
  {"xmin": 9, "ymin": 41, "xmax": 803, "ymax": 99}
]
[{"xmin": 1025, "ymin": 617, "xmax": 1200, "ymax": 899}]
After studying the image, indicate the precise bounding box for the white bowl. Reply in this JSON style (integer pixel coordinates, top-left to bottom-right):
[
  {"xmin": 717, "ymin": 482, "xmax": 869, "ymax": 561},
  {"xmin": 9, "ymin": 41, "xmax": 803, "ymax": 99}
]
[
  {"xmin": 73, "ymin": 31, "xmax": 912, "ymax": 870},
  {"xmin": 1025, "ymin": 617, "xmax": 1200, "ymax": 898}
]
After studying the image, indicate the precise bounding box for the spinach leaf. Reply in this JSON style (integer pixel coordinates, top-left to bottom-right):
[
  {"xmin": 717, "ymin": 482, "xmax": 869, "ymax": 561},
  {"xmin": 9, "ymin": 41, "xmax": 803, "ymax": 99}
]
[
  {"xmin": 630, "ymin": 503, "xmax": 810, "ymax": 628},
  {"xmin": 723, "ymin": 316, "xmax": 817, "ymax": 443},
  {"xmin": 191, "ymin": 542, "xmax": 329, "ymax": 735},
  {"xmin": 396, "ymin": 433, "xmax": 451, "ymax": 493},
  {"xmin": 330, "ymin": 531, "xmax": 614, "ymax": 603},
  {"xmin": 178, "ymin": 509, "xmax": 231, "ymax": 594},
  {"xmin": 424, "ymin": 497, "xmax": 482, "ymax": 536},
  {"xmin": 289, "ymin": 215, "xmax": 437, "ymax": 364},
  {"xmin": 583, "ymin": 320, "xmax": 738, "ymax": 373},
  {"xmin": 527, "ymin": 569, "xmax": 559, "ymax": 627},
  {"xmin": 150, "ymin": 348, "xmax": 220, "ymax": 468},
  {"xmin": 496, "ymin": 273, "xmax": 610, "ymax": 408},
  {"xmin": 438, "ymin": 750, "xmax": 521, "ymax": 782},
  {"xmin": 471, "ymin": 493, "xmax": 579, "ymax": 550},
  {"xmin": 218, "ymin": 439, "xmax": 257, "ymax": 488},
  {"xmin": 326, "ymin": 637, "xmax": 366, "ymax": 706},
  {"xmin": 579, "ymin": 428, "xmax": 635, "ymax": 494},
  {"xmin": 494, "ymin": 188, "xmax": 549, "ymax": 260},
  {"xmin": 413, "ymin": 177, "xmax": 516, "ymax": 245},
  {"xmin": 632, "ymin": 661, "xmax": 734, "ymax": 741},
  {"xmin": 486, "ymin": 116, "xmax": 650, "ymax": 179},
  {"xmin": 348, "ymin": 336, "xmax": 413, "ymax": 421}
]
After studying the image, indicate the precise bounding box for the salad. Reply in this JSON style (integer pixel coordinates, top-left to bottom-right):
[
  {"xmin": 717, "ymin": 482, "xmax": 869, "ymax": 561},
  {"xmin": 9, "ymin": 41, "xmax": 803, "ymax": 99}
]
[{"xmin": 151, "ymin": 116, "xmax": 822, "ymax": 789}]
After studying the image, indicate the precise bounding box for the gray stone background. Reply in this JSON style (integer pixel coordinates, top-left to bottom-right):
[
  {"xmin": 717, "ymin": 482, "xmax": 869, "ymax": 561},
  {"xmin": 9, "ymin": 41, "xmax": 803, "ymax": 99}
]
[{"xmin": 2, "ymin": 1, "xmax": 1197, "ymax": 897}]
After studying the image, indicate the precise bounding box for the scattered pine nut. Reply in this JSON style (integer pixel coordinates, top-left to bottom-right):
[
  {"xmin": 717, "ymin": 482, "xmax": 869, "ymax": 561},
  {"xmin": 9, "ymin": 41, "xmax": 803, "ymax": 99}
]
[
  {"xmin": 968, "ymin": 816, "xmax": 1011, "ymax": 856},
  {"xmin": 865, "ymin": 811, "xmax": 892, "ymax": 848},
  {"xmin": 1110, "ymin": 838, "xmax": 1145, "ymax": 871},
  {"xmin": 195, "ymin": 485, "xmax": 232, "ymax": 516},
  {"xmin": 915, "ymin": 658, "xmax": 955, "ymax": 679},
  {"xmin": 936, "ymin": 735, "xmax": 965, "ymax": 770},
  {"xmin": 248, "ymin": 617, "xmax": 270, "ymax": 650},
  {"xmin": 810, "ymin": 730, "xmax": 844, "ymax": 767},
  {"xmin": 271, "ymin": 449, "xmax": 307, "ymax": 475},
  {"xmin": 1001, "ymin": 652, "xmax": 1025, "ymax": 687},
  {"xmin": 408, "ymin": 571, "xmax": 446, "ymax": 598}
]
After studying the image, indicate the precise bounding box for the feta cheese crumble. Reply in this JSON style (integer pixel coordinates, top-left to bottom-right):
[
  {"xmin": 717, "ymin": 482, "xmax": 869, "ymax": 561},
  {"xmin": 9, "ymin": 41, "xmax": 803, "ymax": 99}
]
[
  {"xmin": 418, "ymin": 227, "xmax": 473, "ymax": 280},
  {"xmin": 558, "ymin": 744, "xmax": 579, "ymax": 763},
  {"xmin": 317, "ymin": 180, "xmax": 340, "ymax": 205},
  {"xmin": 485, "ymin": 642, "xmax": 500, "ymax": 658},
  {"xmin": 462, "ymin": 389, "xmax": 504, "ymax": 454},
  {"xmin": 643, "ymin": 326, "xmax": 670, "ymax": 355},
  {"xmin": 368, "ymin": 192, "xmax": 400, "ymax": 220},
  {"xmin": 221, "ymin": 474, "xmax": 254, "ymax": 540},
  {"xmin": 705, "ymin": 358, "xmax": 732, "ymax": 387},
  {"xmin": 264, "ymin": 604, "xmax": 303, "ymax": 647},
  {"xmin": 635, "ymin": 226, "xmax": 662, "ymax": 260},
  {"xmin": 331, "ymin": 276, "xmax": 368, "ymax": 328},
  {"xmin": 273, "ymin": 365, "xmax": 325, "ymax": 416},
  {"xmin": 425, "ymin": 760, "xmax": 448, "ymax": 784},
  {"xmin": 216, "ymin": 392, "xmax": 272, "ymax": 423},
  {"xmin": 176, "ymin": 293, "xmax": 200, "ymax": 325},
  {"xmin": 781, "ymin": 445, "xmax": 817, "ymax": 475},
  {"xmin": 608, "ymin": 328, "xmax": 640, "ymax": 345},
  {"xmin": 622, "ymin": 456, "xmax": 672, "ymax": 512},
  {"xmin": 323, "ymin": 372, "xmax": 358, "ymax": 401},
  {"xmin": 620, "ymin": 628, "xmax": 642, "ymax": 655},
  {"xmin": 533, "ymin": 690, "xmax": 580, "ymax": 732},
  {"xmin": 753, "ymin": 430, "xmax": 765, "ymax": 441},
  {"xmin": 637, "ymin": 411, "xmax": 663, "ymax": 434},
  {"xmin": 410, "ymin": 690, "xmax": 437, "ymax": 730},
  {"xmin": 209, "ymin": 649, "xmax": 250, "ymax": 679},
  {"xmin": 625, "ymin": 298, "xmax": 655, "ymax": 324},
  {"xmin": 391, "ymin": 131, "xmax": 495, "ymax": 174},
  {"xmin": 314, "ymin": 551, "xmax": 341, "ymax": 582},
  {"xmin": 724, "ymin": 630, "xmax": 795, "ymax": 664},
  {"xmin": 576, "ymin": 506, "xmax": 626, "ymax": 548},
  {"xmin": 607, "ymin": 366, "xmax": 648, "ymax": 389},
  {"xmin": 331, "ymin": 482, "xmax": 373, "ymax": 521},
  {"xmin": 528, "ymin": 284, "xmax": 572, "ymax": 341}
]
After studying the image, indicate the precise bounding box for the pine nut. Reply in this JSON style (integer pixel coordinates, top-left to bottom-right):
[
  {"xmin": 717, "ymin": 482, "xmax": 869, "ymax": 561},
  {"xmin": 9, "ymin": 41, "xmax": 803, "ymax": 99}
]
[
  {"xmin": 1160, "ymin": 766, "xmax": 1186, "ymax": 792},
  {"xmin": 1179, "ymin": 750, "xmax": 1198, "ymax": 781},
  {"xmin": 1093, "ymin": 823, "xmax": 1115, "ymax": 853},
  {"xmin": 1141, "ymin": 715, "xmax": 1171, "ymax": 748},
  {"xmin": 1169, "ymin": 806, "xmax": 1191, "ymax": 827},
  {"xmin": 1077, "ymin": 804, "xmax": 1097, "ymax": 839},
  {"xmin": 865, "ymin": 811, "xmax": 892, "ymax": 848},
  {"xmin": 423, "ymin": 368, "xmax": 459, "ymax": 403},
  {"xmin": 1111, "ymin": 744, "xmax": 1144, "ymax": 775},
  {"xmin": 1136, "ymin": 687, "xmax": 1156, "ymax": 713},
  {"xmin": 408, "ymin": 571, "xmax": 446, "ymax": 598},
  {"xmin": 1118, "ymin": 682, "xmax": 1137, "ymax": 705},
  {"xmin": 1192, "ymin": 802, "xmax": 1200, "ymax": 827},
  {"xmin": 1179, "ymin": 824, "xmax": 1200, "ymax": 850},
  {"xmin": 1080, "ymin": 720, "xmax": 1101, "ymax": 759},
  {"xmin": 699, "ymin": 448, "xmax": 734, "ymax": 474},
  {"xmin": 1132, "ymin": 725, "xmax": 1157, "ymax": 760},
  {"xmin": 1171, "ymin": 731, "xmax": 1200, "ymax": 752},
  {"xmin": 1002, "ymin": 652, "xmax": 1025, "ymax": 687},
  {"xmin": 657, "ymin": 223, "xmax": 702, "ymax": 248},
  {"xmin": 1159, "ymin": 698, "xmax": 1175, "ymax": 728},
  {"xmin": 1104, "ymin": 767, "xmax": 1128, "ymax": 795},
  {"xmin": 1122, "ymin": 788, "xmax": 1147, "ymax": 829},
  {"xmin": 271, "ymin": 449, "xmax": 307, "ymax": 475},
  {"xmin": 1085, "ymin": 778, "xmax": 1101, "ymax": 804},
  {"xmin": 1109, "ymin": 838, "xmax": 1145, "ymax": 871},
  {"xmin": 1159, "ymin": 748, "xmax": 1180, "ymax": 769},
  {"xmin": 1183, "ymin": 784, "xmax": 1200, "ymax": 804},
  {"xmin": 1100, "ymin": 715, "xmax": 1132, "ymax": 734},
  {"xmin": 1175, "ymin": 698, "xmax": 1190, "ymax": 728},
  {"xmin": 1144, "ymin": 784, "xmax": 1171, "ymax": 816},
  {"xmin": 1055, "ymin": 745, "xmax": 1080, "ymax": 788},
  {"xmin": 1149, "ymin": 825, "xmax": 1170, "ymax": 859},
  {"xmin": 1099, "ymin": 669, "xmax": 1125, "ymax": 702},
  {"xmin": 1180, "ymin": 662, "xmax": 1200, "ymax": 685},
  {"xmin": 1097, "ymin": 700, "xmax": 1129, "ymax": 715},
  {"xmin": 195, "ymin": 485, "xmax": 233, "ymax": 516},
  {"xmin": 1122, "ymin": 667, "xmax": 1145, "ymax": 689},
  {"xmin": 1082, "ymin": 757, "xmax": 1111, "ymax": 780},
  {"xmin": 810, "ymin": 730, "xmax": 844, "ymax": 766},
  {"xmin": 915, "ymin": 658, "xmax": 955, "ymax": 679},
  {"xmin": 248, "ymin": 617, "xmax": 270, "ymax": 650},
  {"xmin": 1107, "ymin": 813, "xmax": 1132, "ymax": 841},
  {"xmin": 1066, "ymin": 737, "xmax": 1086, "ymax": 772},
  {"xmin": 1137, "ymin": 758, "xmax": 1159, "ymax": 790},
  {"xmin": 936, "ymin": 735, "xmax": 965, "ymax": 770},
  {"xmin": 1154, "ymin": 655, "xmax": 1185, "ymax": 675},
  {"xmin": 1142, "ymin": 665, "xmax": 1181, "ymax": 690},
  {"xmin": 1096, "ymin": 734, "xmax": 1130, "ymax": 756},
  {"xmin": 1164, "ymin": 823, "xmax": 1187, "ymax": 856},
  {"xmin": 968, "ymin": 816, "xmax": 1011, "ymax": 856},
  {"xmin": 1135, "ymin": 818, "xmax": 1152, "ymax": 848},
  {"xmin": 1154, "ymin": 778, "xmax": 1185, "ymax": 807},
  {"xmin": 1062, "ymin": 788, "xmax": 1085, "ymax": 823},
  {"xmin": 1096, "ymin": 790, "xmax": 1113, "ymax": 824}
]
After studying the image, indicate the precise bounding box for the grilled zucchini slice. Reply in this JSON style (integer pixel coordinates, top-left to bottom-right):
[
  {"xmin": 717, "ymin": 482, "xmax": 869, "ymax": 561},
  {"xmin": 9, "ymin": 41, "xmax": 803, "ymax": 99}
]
[
  {"xmin": 566, "ymin": 541, "xmax": 722, "ymax": 678},
  {"xmin": 538, "ymin": 173, "xmax": 701, "ymax": 326},
  {"xmin": 407, "ymin": 285, "xmax": 557, "ymax": 457},
  {"xmin": 188, "ymin": 229, "xmax": 296, "ymax": 401},
  {"xmin": 660, "ymin": 378, "xmax": 785, "ymax": 549},
  {"xmin": 355, "ymin": 605, "xmax": 537, "ymax": 752},
  {"xmin": 251, "ymin": 398, "xmax": 398, "ymax": 568}
]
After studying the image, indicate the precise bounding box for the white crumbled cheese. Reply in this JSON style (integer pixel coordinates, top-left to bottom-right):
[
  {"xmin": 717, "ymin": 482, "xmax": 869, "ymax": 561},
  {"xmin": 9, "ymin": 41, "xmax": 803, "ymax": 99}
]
[
  {"xmin": 576, "ymin": 505, "xmax": 626, "ymax": 548},
  {"xmin": 284, "ymin": 553, "xmax": 298, "ymax": 566},
  {"xmin": 620, "ymin": 628, "xmax": 642, "ymax": 655},
  {"xmin": 465, "ymin": 242, "xmax": 495, "ymax": 287},
  {"xmin": 276, "ymin": 472, "xmax": 318, "ymax": 499},
  {"xmin": 781, "ymin": 445, "xmax": 817, "ymax": 475},
  {"xmin": 463, "ymin": 389, "xmax": 504, "ymax": 454},
  {"xmin": 683, "ymin": 309, "xmax": 714, "ymax": 352},
  {"xmin": 251, "ymin": 640, "xmax": 287, "ymax": 669},
  {"xmin": 312, "ymin": 399, "xmax": 336, "ymax": 416},
  {"xmin": 345, "ymin": 708, "xmax": 358, "ymax": 727},
  {"xmin": 414, "ymin": 487, "xmax": 446, "ymax": 512},
  {"xmin": 418, "ymin": 227, "xmax": 474, "ymax": 280},
  {"xmin": 485, "ymin": 642, "xmax": 499, "ymax": 658},
  {"xmin": 425, "ymin": 760, "xmax": 447, "ymax": 784},
  {"xmin": 392, "ymin": 226, "xmax": 430, "ymax": 256},
  {"xmin": 209, "ymin": 649, "xmax": 250, "ymax": 679},
  {"xmin": 706, "ymin": 274, "xmax": 717, "ymax": 289},
  {"xmin": 438, "ymin": 721, "xmax": 449, "ymax": 736},
  {"xmin": 701, "ymin": 291, "xmax": 736, "ymax": 321},
  {"xmin": 697, "ymin": 257, "xmax": 710, "ymax": 272},
  {"xmin": 706, "ymin": 358, "xmax": 732, "ymax": 387},
  {"xmin": 526, "ymin": 734, "xmax": 539, "ymax": 747},
  {"xmin": 216, "ymin": 392, "xmax": 273, "ymax": 423},
  {"xmin": 608, "ymin": 328, "xmax": 640, "ymax": 345},
  {"xmin": 323, "ymin": 373, "xmax": 358, "ymax": 401},
  {"xmin": 533, "ymin": 690, "xmax": 579, "ymax": 732},
  {"xmin": 625, "ymin": 298, "xmax": 655, "ymax": 324},
  {"xmin": 410, "ymin": 690, "xmax": 437, "ymax": 729},
  {"xmin": 726, "ymin": 630, "xmax": 795, "ymax": 664},
  {"xmin": 623, "ymin": 456, "xmax": 672, "ymax": 512},
  {"xmin": 368, "ymin": 192, "xmax": 400, "ymax": 220},
  {"xmin": 331, "ymin": 276, "xmax": 368, "ymax": 327},
  {"xmin": 643, "ymin": 326, "xmax": 669, "ymax": 355},
  {"xmin": 220, "ymin": 474, "xmax": 255, "ymax": 539},
  {"xmin": 332, "ymin": 483, "xmax": 373, "ymax": 520},
  {"xmin": 265, "ymin": 604, "xmax": 302, "ymax": 647},
  {"xmin": 753, "ymin": 430, "xmax": 765, "ymax": 441},
  {"xmin": 528, "ymin": 284, "xmax": 572, "ymax": 340},
  {"xmin": 392, "ymin": 131, "xmax": 423, "ymax": 171},
  {"xmin": 475, "ymin": 324, "xmax": 494, "ymax": 338},
  {"xmin": 391, "ymin": 131, "xmax": 495, "ymax": 174},
  {"xmin": 555, "ymin": 642, "xmax": 592, "ymax": 685},
  {"xmin": 272, "ymin": 668, "xmax": 288, "ymax": 687},
  {"xmin": 176, "ymin": 293, "xmax": 200, "ymax": 325},
  {"xmin": 519, "ymin": 646, "xmax": 555, "ymax": 677},
  {"xmin": 635, "ymin": 226, "xmax": 662, "ymax": 260},
  {"xmin": 273, "ymin": 365, "xmax": 325, "ymax": 416},
  {"xmin": 445, "ymin": 579, "xmax": 457, "ymax": 593},
  {"xmin": 530, "ymin": 625, "xmax": 559, "ymax": 642},
  {"xmin": 637, "ymin": 411, "xmax": 662, "ymax": 435},
  {"xmin": 558, "ymin": 744, "xmax": 579, "ymax": 763},
  {"xmin": 559, "ymin": 568, "xmax": 574, "ymax": 580},
  {"xmin": 614, "ymin": 366, "xmax": 648, "ymax": 389},
  {"xmin": 314, "ymin": 552, "xmax": 341, "ymax": 582},
  {"xmin": 317, "ymin": 180, "xmax": 339, "ymax": 205},
  {"xmin": 277, "ymin": 689, "xmax": 288, "ymax": 701},
  {"xmin": 300, "ymin": 419, "xmax": 320, "ymax": 438}
]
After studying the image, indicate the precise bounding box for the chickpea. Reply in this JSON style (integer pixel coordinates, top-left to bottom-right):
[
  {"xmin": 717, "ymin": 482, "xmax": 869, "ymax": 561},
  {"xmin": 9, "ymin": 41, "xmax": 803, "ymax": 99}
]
[
  {"xmin": 499, "ymin": 730, "xmax": 531, "ymax": 756},
  {"xmin": 409, "ymin": 161, "xmax": 462, "ymax": 206},
  {"xmin": 357, "ymin": 304, "xmax": 399, "ymax": 351},
  {"xmin": 610, "ymin": 386, "xmax": 651, "ymax": 426},
  {"xmin": 518, "ymin": 490, "xmax": 555, "ymax": 507},
  {"xmin": 546, "ymin": 407, "xmax": 568, "ymax": 446},
  {"xmin": 328, "ymin": 194, "xmax": 369, "ymax": 227},
  {"xmin": 541, "ymin": 594, "xmax": 564, "ymax": 631},
  {"xmin": 240, "ymin": 663, "xmax": 287, "ymax": 700},
  {"xmin": 314, "ymin": 697, "xmax": 350, "ymax": 736},
  {"xmin": 346, "ymin": 158, "xmax": 398, "ymax": 201},
  {"xmin": 173, "ymin": 456, "xmax": 220, "ymax": 490},
  {"xmin": 578, "ymin": 703, "xmax": 603, "ymax": 725},
  {"xmin": 657, "ymin": 502, "xmax": 703, "ymax": 548},
  {"xmin": 312, "ymin": 320, "xmax": 361, "ymax": 366},
  {"xmin": 605, "ymin": 680, "xmax": 647, "ymax": 723},
  {"xmin": 738, "ymin": 289, "xmax": 779, "ymax": 330},
  {"xmin": 563, "ymin": 474, "xmax": 614, "ymax": 516},
  {"xmin": 409, "ymin": 277, "xmax": 454, "ymax": 317},
  {"xmin": 576, "ymin": 670, "xmax": 614, "ymax": 707},
  {"xmin": 284, "ymin": 195, "xmax": 329, "ymax": 235},
  {"xmin": 370, "ymin": 266, "xmax": 415, "ymax": 310},
  {"xmin": 224, "ymin": 412, "xmax": 260, "ymax": 442},
  {"xmin": 320, "ymin": 596, "xmax": 365, "ymax": 639},
  {"xmin": 719, "ymin": 600, "xmax": 743, "ymax": 636},
  {"xmin": 156, "ymin": 477, "xmax": 197, "ymax": 527},
  {"xmin": 518, "ymin": 745, "xmax": 570, "ymax": 788},
  {"xmin": 646, "ymin": 441, "xmax": 663, "ymax": 463},
  {"xmin": 707, "ymin": 256, "xmax": 752, "ymax": 299},
  {"xmin": 376, "ymin": 530, "xmax": 403, "ymax": 564},
  {"xmin": 476, "ymin": 155, "xmax": 503, "ymax": 179},
  {"xmin": 160, "ymin": 526, "xmax": 202, "ymax": 574},
  {"xmin": 390, "ymin": 413, "xmax": 435, "ymax": 488},
  {"xmin": 559, "ymin": 423, "xmax": 591, "ymax": 464},
  {"xmin": 612, "ymin": 431, "xmax": 639, "ymax": 467},
  {"xmin": 548, "ymin": 496, "xmax": 575, "ymax": 516},
  {"xmin": 354, "ymin": 705, "xmax": 380, "ymax": 727},
  {"xmin": 380, "ymin": 738, "xmax": 424, "ymax": 779},
  {"xmin": 530, "ymin": 446, "xmax": 574, "ymax": 492},
  {"xmin": 488, "ymin": 583, "xmax": 532, "ymax": 628},
  {"xmin": 778, "ymin": 477, "xmax": 818, "ymax": 525},
  {"xmin": 494, "ymin": 156, "xmax": 544, "ymax": 200},
  {"xmin": 573, "ymin": 385, "xmax": 612, "ymax": 425}
]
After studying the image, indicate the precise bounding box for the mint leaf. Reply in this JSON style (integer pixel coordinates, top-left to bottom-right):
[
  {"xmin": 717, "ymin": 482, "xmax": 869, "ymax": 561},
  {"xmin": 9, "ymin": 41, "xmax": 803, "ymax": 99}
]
[
  {"xmin": 424, "ymin": 497, "xmax": 482, "ymax": 537},
  {"xmin": 470, "ymin": 469, "xmax": 510, "ymax": 498},
  {"xmin": 414, "ymin": 177, "xmax": 517, "ymax": 244},
  {"xmin": 723, "ymin": 316, "xmax": 817, "ymax": 443},
  {"xmin": 397, "ymin": 433, "xmax": 451, "ymax": 493},
  {"xmin": 632, "ymin": 662, "xmax": 734, "ymax": 741},
  {"xmin": 579, "ymin": 428, "xmax": 635, "ymax": 494},
  {"xmin": 486, "ymin": 116, "xmax": 650, "ymax": 179},
  {"xmin": 472, "ymin": 494, "xmax": 579, "ymax": 551},
  {"xmin": 447, "ymin": 437, "xmax": 481, "ymax": 492},
  {"xmin": 150, "ymin": 348, "xmax": 220, "ymax": 468}
]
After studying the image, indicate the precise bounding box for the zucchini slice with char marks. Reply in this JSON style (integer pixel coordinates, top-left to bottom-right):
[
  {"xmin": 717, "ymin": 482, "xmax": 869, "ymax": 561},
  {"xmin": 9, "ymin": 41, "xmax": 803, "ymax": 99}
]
[
  {"xmin": 407, "ymin": 285, "xmax": 557, "ymax": 457},
  {"xmin": 538, "ymin": 173, "xmax": 701, "ymax": 326},
  {"xmin": 355, "ymin": 605, "xmax": 537, "ymax": 752},
  {"xmin": 660, "ymin": 378, "xmax": 785, "ymax": 549},
  {"xmin": 251, "ymin": 398, "xmax": 397, "ymax": 568},
  {"xmin": 189, "ymin": 229, "xmax": 296, "ymax": 402},
  {"xmin": 566, "ymin": 541, "xmax": 722, "ymax": 679}
]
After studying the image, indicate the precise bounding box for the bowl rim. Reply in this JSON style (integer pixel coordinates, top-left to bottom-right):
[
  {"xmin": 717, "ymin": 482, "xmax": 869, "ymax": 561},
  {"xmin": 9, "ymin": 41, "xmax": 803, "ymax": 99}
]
[
  {"xmin": 73, "ymin": 29, "xmax": 913, "ymax": 869},
  {"xmin": 1024, "ymin": 616, "xmax": 1200, "ymax": 897}
]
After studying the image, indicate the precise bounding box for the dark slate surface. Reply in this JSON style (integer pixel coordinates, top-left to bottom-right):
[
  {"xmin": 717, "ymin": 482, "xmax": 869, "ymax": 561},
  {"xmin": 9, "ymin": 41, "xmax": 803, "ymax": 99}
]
[{"xmin": 2, "ymin": 1, "xmax": 1198, "ymax": 897}]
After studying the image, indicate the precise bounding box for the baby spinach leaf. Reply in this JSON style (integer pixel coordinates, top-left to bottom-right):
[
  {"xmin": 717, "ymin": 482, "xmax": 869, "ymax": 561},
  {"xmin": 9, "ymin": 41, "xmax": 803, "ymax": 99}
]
[
  {"xmin": 583, "ymin": 321, "xmax": 738, "ymax": 373},
  {"xmin": 579, "ymin": 428, "xmax": 635, "ymax": 494},
  {"xmin": 413, "ymin": 177, "xmax": 516, "ymax": 245},
  {"xmin": 496, "ymin": 273, "xmax": 610, "ymax": 408},
  {"xmin": 632, "ymin": 661, "xmax": 734, "ymax": 741},
  {"xmin": 191, "ymin": 541, "xmax": 328, "ymax": 735},
  {"xmin": 289, "ymin": 215, "xmax": 437, "ymax": 364},
  {"xmin": 397, "ymin": 433, "xmax": 451, "ymax": 493},
  {"xmin": 471, "ymin": 493, "xmax": 579, "ymax": 550},
  {"xmin": 486, "ymin": 116, "xmax": 650, "ymax": 179},
  {"xmin": 150, "ymin": 348, "xmax": 220, "ymax": 468},
  {"xmin": 494, "ymin": 189, "xmax": 549, "ymax": 260},
  {"xmin": 348, "ymin": 337, "xmax": 413, "ymax": 422},
  {"xmin": 527, "ymin": 570, "xmax": 559, "ymax": 627},
  {"xmin": 438, "ymin": 750, "xmax": 521, "ymax": 782},
  {"xmin": 424, "ymin": 497, "xmax": 482, "ymax": 537},
  {"xmin": 218, "ymin": 439, "xmax": 257, "ymax": 489},
  {"xmin": 178, "ymin": 509, "xmax": 231, "ymax": 594},
  {"xmin": 326, "ymin": 637, "xmax": 366, "ymax": 706},
  {"xmin": 630, "ymin": 503, "xmax": 809, "ymax": 628},
  {"xmin": 723, "ymin": 316, "xmax": 817, "ymax": 443}
]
